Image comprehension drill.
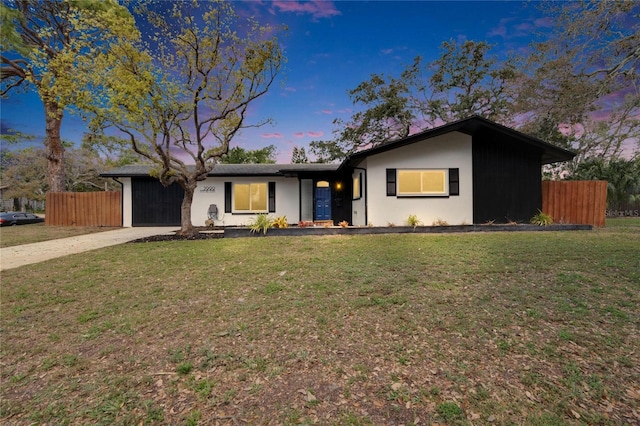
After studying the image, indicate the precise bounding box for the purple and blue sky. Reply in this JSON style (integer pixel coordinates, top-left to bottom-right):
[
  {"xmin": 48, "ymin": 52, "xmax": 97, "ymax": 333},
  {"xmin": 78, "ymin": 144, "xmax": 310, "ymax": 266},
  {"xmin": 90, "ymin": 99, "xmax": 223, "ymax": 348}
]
[{"xmin": 1, "ymin": 1, "xmax": 552, "ymax": 162}]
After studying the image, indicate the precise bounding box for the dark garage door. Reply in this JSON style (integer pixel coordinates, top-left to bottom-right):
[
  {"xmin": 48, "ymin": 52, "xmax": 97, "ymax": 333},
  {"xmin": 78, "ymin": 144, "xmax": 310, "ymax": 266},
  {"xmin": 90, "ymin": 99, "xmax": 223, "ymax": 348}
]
[{"xmin": 132, "ymin": 178, "xmax": 184, "ymax": 226}]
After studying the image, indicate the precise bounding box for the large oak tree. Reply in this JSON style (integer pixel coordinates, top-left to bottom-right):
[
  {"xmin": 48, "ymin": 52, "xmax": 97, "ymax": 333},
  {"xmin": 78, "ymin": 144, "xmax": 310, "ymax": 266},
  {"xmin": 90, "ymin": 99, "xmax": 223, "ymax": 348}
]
[
  {"xmin": 310, "ymin": 40, "xmax": 517, "ymax": 162},
  {"xmin": 517, "ymin": 0, "xmax": 639, "ymax": 165},
  {"xmin": 422, "ymin": 40, "xmax": 517, "ymax": 126},
  {"xmin": 0, "ymin": 0, "xmax": 138, "ymax": 192},
  {"xmin": 87, "ymin": 0, "xmax": 285, "ymax": 235}
]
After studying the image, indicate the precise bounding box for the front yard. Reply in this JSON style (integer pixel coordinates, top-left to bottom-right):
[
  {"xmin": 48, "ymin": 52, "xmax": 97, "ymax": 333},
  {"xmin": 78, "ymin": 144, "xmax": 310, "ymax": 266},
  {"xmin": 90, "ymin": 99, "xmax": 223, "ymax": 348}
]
[
  {"xmin": 0, "ymin": 223, "xmax": 119, "ymax": 248},
  {"xmin": 1, "ymin": 221, "xmax": 639, "ymax": 425}
]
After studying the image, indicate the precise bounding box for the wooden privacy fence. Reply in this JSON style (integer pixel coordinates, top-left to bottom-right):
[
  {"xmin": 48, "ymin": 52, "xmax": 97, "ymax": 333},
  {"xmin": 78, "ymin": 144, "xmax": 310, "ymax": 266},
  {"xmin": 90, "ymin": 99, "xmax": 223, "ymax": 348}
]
[
  {"xmin": 46, "ymin": 192, "xmax": 122, "ymax": 227},
  {"xmin": 542, "ymin": 180, "xmax": 607, "ymax": 227}
]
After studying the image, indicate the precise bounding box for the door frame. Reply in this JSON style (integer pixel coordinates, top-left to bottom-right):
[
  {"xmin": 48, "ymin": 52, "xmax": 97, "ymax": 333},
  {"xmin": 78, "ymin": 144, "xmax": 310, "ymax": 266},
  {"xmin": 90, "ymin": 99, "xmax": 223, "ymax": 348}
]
[{"xmin": 314, "ymin": 181, "xmax": 332, "ymax": 221}]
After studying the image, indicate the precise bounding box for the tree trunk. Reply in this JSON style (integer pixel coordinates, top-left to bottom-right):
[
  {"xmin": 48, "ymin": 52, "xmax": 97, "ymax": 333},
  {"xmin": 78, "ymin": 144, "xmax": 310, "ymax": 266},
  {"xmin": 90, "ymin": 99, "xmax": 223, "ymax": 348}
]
[
  {"xmin": 178, "ymin": 182, "xmax": 196, "ymax": 235},
  {"xmin": 44, "ymin": 102, "xmax": 66, "ymax": 193}
]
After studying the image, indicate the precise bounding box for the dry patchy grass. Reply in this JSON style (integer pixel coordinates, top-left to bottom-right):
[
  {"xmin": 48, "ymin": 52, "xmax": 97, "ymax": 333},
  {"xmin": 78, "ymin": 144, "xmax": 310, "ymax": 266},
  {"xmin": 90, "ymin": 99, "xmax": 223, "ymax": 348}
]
[
  {"xmin": 1, "ymin": 224, "xmax": 639, "ymax": 425},
  {"xmin": 0, "ymin": 223, "xmax": 120, "ymax": 248}
]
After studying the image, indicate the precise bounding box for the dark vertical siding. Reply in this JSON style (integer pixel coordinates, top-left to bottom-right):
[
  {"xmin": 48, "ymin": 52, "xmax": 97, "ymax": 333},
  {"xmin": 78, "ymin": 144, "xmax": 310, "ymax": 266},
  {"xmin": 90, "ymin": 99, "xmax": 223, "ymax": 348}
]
[
  {"xmin": 331, "ymin": 174, "xmax": 352, "ymax": 224},
  {"xmin": 132, "ymin": 177, "xmax": 183, "ymax": 226},
  {"xmin": 472, "ymin": 132, "xmax": 542, "ymax": 223}
]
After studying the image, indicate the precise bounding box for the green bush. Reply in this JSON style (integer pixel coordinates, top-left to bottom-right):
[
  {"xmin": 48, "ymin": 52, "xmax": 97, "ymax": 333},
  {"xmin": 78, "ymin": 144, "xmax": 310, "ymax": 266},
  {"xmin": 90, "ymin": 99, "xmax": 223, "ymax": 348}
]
[
  {"xmin": 406, "ymin": 214, "xmax": 422, "ymax": 229},
  {"xmin": 531, "ymin": 210, "xmax": 554, "ymax": 226},
  {"xmin": 248, "ymin": 214, "xmax": 273, "ymax": 234}
]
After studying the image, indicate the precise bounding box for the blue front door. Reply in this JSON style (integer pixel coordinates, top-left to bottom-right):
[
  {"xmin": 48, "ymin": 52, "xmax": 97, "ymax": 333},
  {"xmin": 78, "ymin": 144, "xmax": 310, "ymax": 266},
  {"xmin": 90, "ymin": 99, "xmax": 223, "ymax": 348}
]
[{"xmin": 315, "ymin": 187, "xmax": 331, "ymax": 220}]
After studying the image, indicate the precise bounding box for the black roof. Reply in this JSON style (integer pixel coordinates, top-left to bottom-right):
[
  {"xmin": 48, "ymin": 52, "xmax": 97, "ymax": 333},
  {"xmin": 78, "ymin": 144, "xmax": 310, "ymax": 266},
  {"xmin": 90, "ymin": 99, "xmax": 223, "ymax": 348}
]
[
  {"xmin": 101, "ymin": 116, "xmax": 576, "ymax": 178},
  {"xmin": 101, "ymin": 163, "xmax": 340, "ymax": 178},
  {"xmin": 341, "ymin": 115, "xmax": 576, "ymax": 169}
]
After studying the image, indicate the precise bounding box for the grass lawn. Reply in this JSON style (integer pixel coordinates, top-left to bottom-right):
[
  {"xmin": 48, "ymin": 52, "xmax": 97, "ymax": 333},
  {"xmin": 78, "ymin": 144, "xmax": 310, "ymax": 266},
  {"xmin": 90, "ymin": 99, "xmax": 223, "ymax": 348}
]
[
  {"xmin": 1, "ymin": 221, "xmax": 639, "ymax": 425},
  {"xmin": 0, "ymin": 223, "xmax": 120, "ymax": 248}
]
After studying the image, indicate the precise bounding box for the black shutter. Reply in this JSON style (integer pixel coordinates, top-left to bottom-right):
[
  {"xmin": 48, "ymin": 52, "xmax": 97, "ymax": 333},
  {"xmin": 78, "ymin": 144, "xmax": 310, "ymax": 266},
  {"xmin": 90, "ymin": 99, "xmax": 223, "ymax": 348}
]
[
  {"xmin": 449, "ymin": 168, "xmax": 459, "ymax": 196},
  {"xmin": 224, "ymin": 182, "xmax": 232, "ymax": 213},
  {"xmin": 386, "ymin": 169, "xmax": 396, "ymax": 196},
  {"xmin": 268, "ymin": 182, "xmax": 276, "ymax": 212}
]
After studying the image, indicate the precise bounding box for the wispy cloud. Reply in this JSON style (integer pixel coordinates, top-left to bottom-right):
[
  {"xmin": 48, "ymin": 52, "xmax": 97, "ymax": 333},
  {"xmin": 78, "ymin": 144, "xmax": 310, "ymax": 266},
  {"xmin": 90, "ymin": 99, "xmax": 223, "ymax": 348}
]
[
  {"xmin": 534, "ymin": 17, "xmax": 553, "ymax": 28},
  {"xmin": 271, "ymin": 1, "xmax": 341, "ymax": 20},
  {"xmin": 515, "ymin": 22, "xmax": 534, "ymax": 33},
  {"xmin": 261, "ymin": 133, "xmax": 283, "ymax": 139},
  {"xmin": 380, "ymin": 46, "xmax": 408, "ymax": 58},
  {"xmin": 488, "ymin": 16, "xmax": 551, "ymax": 40},
  {"xmin": 292, "ymin": 131, "xmax": 324, "ymax": 138},
  {"xmin": 281, "ymin": 86, "xmax": 297, "ymax": 97},
  {"xmin": 487, "ymin": 17, "xmax": 512, "ymax": 38},
  {"xmin": 320, "ymin": 109, "xmax": 332, "ymax": 115}
]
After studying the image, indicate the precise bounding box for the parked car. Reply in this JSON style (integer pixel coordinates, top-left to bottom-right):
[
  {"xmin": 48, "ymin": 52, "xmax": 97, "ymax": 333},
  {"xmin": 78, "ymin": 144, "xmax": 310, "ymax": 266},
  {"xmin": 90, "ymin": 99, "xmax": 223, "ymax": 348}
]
[{"xmin": 0, "ymin": 212, "xmax": 45, "ymax": 226}]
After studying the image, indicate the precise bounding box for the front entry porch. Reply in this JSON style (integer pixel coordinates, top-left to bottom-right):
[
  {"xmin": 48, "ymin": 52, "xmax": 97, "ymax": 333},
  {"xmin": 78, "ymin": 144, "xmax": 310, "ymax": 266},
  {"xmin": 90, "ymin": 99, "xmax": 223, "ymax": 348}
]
[{"xmin": 299, "ymin": 176, "xmax": 351, "ymax": 225}]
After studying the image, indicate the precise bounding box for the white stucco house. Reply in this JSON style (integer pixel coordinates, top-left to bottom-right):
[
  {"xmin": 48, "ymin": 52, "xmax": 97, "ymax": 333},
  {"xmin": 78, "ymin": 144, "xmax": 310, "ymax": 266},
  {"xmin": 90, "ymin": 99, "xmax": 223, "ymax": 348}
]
[{"xmin": 102, "ymin": 116, "xmax": 575, "ymax": 227}]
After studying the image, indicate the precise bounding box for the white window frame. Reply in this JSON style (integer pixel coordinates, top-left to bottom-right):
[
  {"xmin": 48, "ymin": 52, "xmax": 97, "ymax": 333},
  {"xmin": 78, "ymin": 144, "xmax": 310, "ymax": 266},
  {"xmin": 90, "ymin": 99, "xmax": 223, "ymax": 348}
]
[
  {"xmin": 233, "ymin": 182, "xmax": 268, "ymax": 213},
  {"xmin": 397, "ymin": 169, "xmax": 448, "ymax": 196}
]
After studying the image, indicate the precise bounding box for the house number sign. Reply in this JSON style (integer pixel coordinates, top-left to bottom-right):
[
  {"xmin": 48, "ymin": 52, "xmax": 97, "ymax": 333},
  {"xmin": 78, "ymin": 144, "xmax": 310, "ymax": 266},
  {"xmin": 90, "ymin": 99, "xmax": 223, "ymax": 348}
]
[{"xmin": 200, "ymin": 186, "xmax": 216, "ymax": 192}]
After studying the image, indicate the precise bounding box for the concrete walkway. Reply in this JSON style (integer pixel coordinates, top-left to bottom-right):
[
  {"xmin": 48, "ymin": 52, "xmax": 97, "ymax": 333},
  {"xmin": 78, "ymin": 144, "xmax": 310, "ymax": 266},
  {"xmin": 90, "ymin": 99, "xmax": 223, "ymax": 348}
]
[{"xmin": 0, "ymin": 227, "xmax": 177, "ymax": 271}]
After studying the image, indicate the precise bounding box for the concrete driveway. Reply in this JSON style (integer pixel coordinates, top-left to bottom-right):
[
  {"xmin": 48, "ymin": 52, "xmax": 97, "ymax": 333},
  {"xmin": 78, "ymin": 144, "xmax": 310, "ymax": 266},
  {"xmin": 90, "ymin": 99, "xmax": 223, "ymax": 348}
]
[{"xmin": 0, "ymin": 227, "xmax": 177, "ymax": 271}]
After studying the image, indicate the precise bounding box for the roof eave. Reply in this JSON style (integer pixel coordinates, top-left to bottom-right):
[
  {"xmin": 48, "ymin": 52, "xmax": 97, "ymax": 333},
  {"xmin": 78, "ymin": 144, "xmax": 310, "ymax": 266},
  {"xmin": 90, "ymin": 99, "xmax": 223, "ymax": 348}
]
[
  {"xmin": 100, "ymin": 164, "xmax": 342, "ymax": 178},
  {"xmin": 339, "ymin": 115, "xmax": 577, "ymax": 168},
  {"xmin": 100, "ymin": 172, "xmax": 150, "ymax": 178}
]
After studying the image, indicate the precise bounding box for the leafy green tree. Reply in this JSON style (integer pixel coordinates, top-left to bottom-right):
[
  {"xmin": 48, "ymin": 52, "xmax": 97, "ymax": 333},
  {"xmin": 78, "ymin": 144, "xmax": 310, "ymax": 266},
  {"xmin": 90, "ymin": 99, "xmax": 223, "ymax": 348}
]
[
  {"xmin": 65, "ymin": 148, "xmax": 125, "ymax": 192},
  {"xmin": 81, "ymin": 133, "xmax": 140, "ymax": 169},
  {"xmin": 0, "ymin": 145, "xmax": 121, "ymax": 202},
  {"xmin": 422, "ymin": 40, "xmax": 517, "ymax": 125},
  {"xmin": 517, "ymin": 0, "xmax": 639, "ymax": 161},
  {"xmin": 0, "ymin": 0, "xmax": 139, "ymax": 192},
  {"xmin": 310, "ymin": 40, "xmax": 517, "ymax": 161},
  {"xmin": 310, "ymin": 59, "xmax": 420, "ymax": 162},
  {"xmin": 219, "ymin": 145, "xmax": 276, "ymax": 164},
  {"xmin": 0, "ymin": 131, "xmax": 36, "ymax": 147},
  {"xmin": 86, "ymin": 0, "xmax": 285, "ymax": 235},
  {"xmin": 567, "ymin": 157, "xmax": 640, "ymax": 209},
  {"xmin": 291, "ymin": 146, "xmax": 308, "ymax": 163},
  {"xmin": 0, "ymin": 147, "xmax": 48, "ymax": 202}
]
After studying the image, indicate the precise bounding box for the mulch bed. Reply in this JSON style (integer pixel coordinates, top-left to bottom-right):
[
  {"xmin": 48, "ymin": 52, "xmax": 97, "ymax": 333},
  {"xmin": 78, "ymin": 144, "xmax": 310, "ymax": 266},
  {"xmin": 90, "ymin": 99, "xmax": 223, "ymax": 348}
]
[
  {"xmin": 130, "ymin": 227, "xmax": 224, "ymax": 243},
  {"xmin": 131, "ymin": 223, "xmax": 593, "ymax": 243}
]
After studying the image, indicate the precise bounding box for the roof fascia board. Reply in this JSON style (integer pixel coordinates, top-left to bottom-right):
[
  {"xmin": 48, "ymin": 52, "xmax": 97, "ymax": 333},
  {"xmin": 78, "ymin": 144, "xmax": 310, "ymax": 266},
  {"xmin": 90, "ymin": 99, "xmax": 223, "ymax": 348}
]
[
  {"xmin": 101, "ymin": 166, "xmax": 340, "ymax": 178},
  {"xmin": 338, "ymin": 115, "xmax": 575, "ymax": 170}
]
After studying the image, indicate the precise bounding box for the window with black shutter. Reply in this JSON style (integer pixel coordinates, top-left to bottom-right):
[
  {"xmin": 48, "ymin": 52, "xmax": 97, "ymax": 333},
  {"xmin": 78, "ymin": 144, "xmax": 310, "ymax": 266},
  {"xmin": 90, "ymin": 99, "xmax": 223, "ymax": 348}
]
[
  {"xmin": 224, "ymin": 182, "xmax": 232, "ymax": 213},
  {"xmin": 386, "ymin": 169, "xmax": 396, "ymax": 196},
  {"xmin": 449, "ymin": 168, "xmax": 460, "ymax": 196},
  {"xmin": 268, "ymin": 182, "xmax": 276, "ymax": 212}
]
